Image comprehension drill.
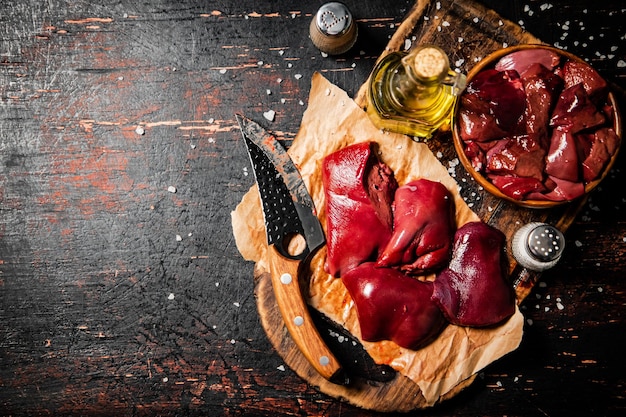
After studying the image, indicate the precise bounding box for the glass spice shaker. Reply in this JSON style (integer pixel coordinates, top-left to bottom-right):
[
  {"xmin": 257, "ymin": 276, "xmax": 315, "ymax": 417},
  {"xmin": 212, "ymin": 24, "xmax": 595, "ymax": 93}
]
[
  {"xmin": 366, "ymin": 44, "xmax": 466, "ymax": 138},
  {"xmin": 309, "ymin": 2, "xmax": 358, "ymax": 55},
  {"xmin": 511, "ymin": 222, "xmax": 566, "ymax": 272}
]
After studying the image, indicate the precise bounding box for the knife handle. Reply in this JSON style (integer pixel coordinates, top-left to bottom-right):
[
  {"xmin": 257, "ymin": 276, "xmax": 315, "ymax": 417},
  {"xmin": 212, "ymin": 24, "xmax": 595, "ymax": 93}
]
[{"xmin": 267, "ymin": 246, "xmax": 346, "ymax": 384}]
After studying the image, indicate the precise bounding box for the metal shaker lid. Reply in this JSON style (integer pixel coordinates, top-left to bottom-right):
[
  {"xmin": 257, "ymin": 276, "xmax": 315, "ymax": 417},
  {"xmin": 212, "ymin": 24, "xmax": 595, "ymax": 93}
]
[
  {"xmin": 309, "ymin": 2, "xmax": 357, "ymax": 55},
  {"xmin": 315, "ymin": 2, "xmax": 353, "ymax": 36}
]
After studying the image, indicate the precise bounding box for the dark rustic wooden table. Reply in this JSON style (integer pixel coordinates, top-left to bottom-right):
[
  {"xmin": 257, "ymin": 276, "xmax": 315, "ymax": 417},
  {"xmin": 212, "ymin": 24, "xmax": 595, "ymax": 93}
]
[{"xmin": 1, "ymin": 1, "xmax": 624, "ymax": 416}]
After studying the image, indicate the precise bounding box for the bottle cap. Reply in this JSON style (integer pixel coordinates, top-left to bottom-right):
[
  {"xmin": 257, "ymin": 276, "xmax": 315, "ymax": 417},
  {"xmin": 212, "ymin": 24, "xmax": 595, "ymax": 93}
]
[
  {"xmin": 309, "ymin": 2, "xmax": 357, "ymax": 55},
  {"xmin": 511, "ymin": 222, "xmax": 565, "ymax": 271}
]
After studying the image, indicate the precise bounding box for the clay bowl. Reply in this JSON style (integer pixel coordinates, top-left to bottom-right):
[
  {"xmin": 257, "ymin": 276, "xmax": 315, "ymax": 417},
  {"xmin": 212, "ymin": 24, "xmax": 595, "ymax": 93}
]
[{"xmin": 452, "ymin": 44, "xmax": 622, "ymax": 209}]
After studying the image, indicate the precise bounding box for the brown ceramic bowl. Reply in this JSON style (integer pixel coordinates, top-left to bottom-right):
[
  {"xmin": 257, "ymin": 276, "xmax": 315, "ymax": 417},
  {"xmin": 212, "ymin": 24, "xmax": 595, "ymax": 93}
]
[{"xmin": 452, "ymin": 44, "xmax": 622, "ymax": 209}]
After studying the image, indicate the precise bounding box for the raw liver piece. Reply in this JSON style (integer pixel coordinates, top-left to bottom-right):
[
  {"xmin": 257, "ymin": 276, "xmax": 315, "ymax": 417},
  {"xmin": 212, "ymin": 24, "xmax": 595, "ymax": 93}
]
[
  {"xmin": 581, "ymin": 127, "xmax": 621, "ymax": 183},
  {"xmin": 488, "ymin": 175, "xmax": 546, "ymax": 200},
  {"xmin": 528, "ymin": 176, "xmax": 585, "ymax": 201},
  {"xmin": 562, "ymin": 59, "xmax": 608, "ymax": 104},
  {"xmin": 458, "ymin": 93, "xmax": 509, "ymax": 142},
  {"xmin": 494, "ymin": 48, "xmax": 561, "ymax": 76},
  {"xmin": 545, "ymin": 127, "xmax": 581, "ymax": 182},
  {"xmin": 342, "ymin": 262, "xmax": 447, "ymax": 350},
  {"xmin": 376, "ymin": 179, "xmax": 455, "ymax": 275},
  {"xmin": 550, "ymin": 83, "xmax": 606, "ymax": 133},
  {"xmin": 466, "ymin": 69, "xmax": 527, "ymax": 132},
  {"xmin": 522, "ymin": 63, "xmax": 564, "ymax": 148},
  {"xmin": 322, "ymin": 142, "xmax": 398, "ymax": 277},
  {"xmin": 485, "ymin": 136, "xmax": 546, "ymax": 181},
  {"xmin": 432, "ymin": 222, "xmax": 515, "ymax": 327}
]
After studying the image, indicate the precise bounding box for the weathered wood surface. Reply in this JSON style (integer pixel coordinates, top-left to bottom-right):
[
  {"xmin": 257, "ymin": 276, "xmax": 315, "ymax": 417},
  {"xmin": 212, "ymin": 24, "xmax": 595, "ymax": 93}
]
[{"xmin": 1, "ymin": 1, "xmax": 625, "ymax": 416}]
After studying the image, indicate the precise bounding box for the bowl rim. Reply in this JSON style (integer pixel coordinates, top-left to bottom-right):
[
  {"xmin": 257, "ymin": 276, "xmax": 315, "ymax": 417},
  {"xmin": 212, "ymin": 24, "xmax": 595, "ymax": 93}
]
[{"xmin": 452, "ymin": 44, "xmax": 622, "ymax": 209}]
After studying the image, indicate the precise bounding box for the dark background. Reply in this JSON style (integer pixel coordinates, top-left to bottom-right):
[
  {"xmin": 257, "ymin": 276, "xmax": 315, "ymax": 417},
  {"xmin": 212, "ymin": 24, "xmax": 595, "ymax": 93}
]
[{"xmin": 1, "ymin": 1, "xmax": 624, "ymax": 416}]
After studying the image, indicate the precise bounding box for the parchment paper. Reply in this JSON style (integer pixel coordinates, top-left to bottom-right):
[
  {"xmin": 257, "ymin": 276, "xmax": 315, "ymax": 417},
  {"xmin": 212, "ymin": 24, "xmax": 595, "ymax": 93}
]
[{"xmin": 232, "ymin": 72, "xmax": 523, "ymax": 405}]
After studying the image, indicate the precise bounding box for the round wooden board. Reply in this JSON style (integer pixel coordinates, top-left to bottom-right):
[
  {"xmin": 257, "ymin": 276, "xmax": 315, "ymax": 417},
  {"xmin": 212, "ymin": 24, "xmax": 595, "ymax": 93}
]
[
  {"xmin": 253, "ymin": 0, "xmax": 560, "ymax": 412},
  {"xmin": 253, "ymin": 269, "xmax": 475, "ymax": 412}
]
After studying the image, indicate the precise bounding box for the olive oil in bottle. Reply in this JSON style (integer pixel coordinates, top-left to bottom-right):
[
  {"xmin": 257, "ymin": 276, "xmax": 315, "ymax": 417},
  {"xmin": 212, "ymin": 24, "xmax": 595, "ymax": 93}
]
[{"xmin": 366, "ymin": 45, "xmax": 466, "ymax": 138}]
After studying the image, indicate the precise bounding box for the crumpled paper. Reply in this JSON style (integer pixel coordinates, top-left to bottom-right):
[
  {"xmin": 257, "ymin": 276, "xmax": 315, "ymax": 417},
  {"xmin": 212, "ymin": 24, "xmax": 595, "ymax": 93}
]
[{"xmin": 231, "ymin": 72, "xmax": 523, "ymax": 406}]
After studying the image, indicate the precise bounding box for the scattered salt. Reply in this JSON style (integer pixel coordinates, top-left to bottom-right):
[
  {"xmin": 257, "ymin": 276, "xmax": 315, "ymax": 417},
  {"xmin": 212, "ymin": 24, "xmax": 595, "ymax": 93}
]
[
  {"xmin": 168, "ymin": 293, "xmax": 175, "ymax": 300},
  {"xmin": 278, "ymin": 50, "xmax": 284, "ymax": 56},
  {"xmin": 176, "ymin": 234, "xmax": 182, "ymax": 242},
  {"xmin": 162, "ymin": 377, "xmax": 169, "ymax": 383},
  {"xmin": 404, "ymin": 39, "xmax": 412, "ymax": 50},
  {"xmin": 219, "ymin": 68, "xmax": 227, "ymax": 74},
  {"xmin": 263, "ymin": 110, "xmax": 275, "ymax": 121},
  {"xmin": 526, "ymin": 318, "xmax": 534, "ymax": 326},
  {"xmin": 321, "ymin": 51, "xmax": 328, "ymax": 58},
  {"xmin": 277, "ymin": 365, "xmax": 285, "ymax": 371},
  {"xmin": 574, "ymin": 240, "xmax": 583, "ymax": 247},
  {"xmin": 598, "ymin": 287, "xmax": 603, "ymax": 293},
  {"xmin": 233, "ymin": 302, "xmax": 240, "ymax": 307},
  {"xmin": 557, "ymin": 302, "xmax": 564, "ymax": 310},
  {"xmin": 168, "ymin": 186, "xmax": 177, "ymax": 193},
  {"xmin": 257, "ymin": 60, "xmax": 264, "ymax": 66},
  {"xmin": 266, "ymin": 89, "xmax": 271, "ymax": 95},
  {"xmin": 294, "ymin": 73, "xmax": 302, "ymax": 80},
  {"xmin": 135, "ymin": 126, "xmax": 145, "ymax": 135}
]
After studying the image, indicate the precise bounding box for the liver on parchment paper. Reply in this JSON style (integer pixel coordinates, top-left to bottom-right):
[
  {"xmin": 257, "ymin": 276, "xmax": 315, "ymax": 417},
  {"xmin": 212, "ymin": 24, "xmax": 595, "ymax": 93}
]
[{"xmin": 0, "ymin": 1, "xmax": 624, "ymax": 416}]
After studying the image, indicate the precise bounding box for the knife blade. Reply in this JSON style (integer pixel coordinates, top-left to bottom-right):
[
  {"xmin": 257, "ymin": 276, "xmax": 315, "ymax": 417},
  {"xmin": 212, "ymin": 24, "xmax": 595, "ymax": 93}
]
[{"xmin": 236, "ymin": 114, "xmax": 346, "ymax": 385}]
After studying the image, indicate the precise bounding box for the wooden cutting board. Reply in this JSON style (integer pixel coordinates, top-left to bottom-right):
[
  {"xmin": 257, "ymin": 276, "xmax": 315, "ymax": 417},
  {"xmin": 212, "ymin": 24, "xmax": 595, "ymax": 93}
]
[{"xmin": 254, "ymin": 0, "xmax": 587, "ymax": 412}]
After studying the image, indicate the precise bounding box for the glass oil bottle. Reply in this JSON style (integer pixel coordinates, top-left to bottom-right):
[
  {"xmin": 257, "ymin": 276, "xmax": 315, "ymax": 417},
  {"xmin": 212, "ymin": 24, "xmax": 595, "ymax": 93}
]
[{"xmin": 366, "ymin": 44, "xmax": 467, "ymax": 138}]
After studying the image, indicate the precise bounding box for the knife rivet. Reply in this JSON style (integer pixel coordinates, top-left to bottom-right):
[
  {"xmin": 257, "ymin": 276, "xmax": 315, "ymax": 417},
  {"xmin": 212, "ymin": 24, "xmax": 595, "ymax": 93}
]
[
  {"xmin": 319, "ymin": 356, "xmax": 330, "ymax": 366},
  {"xmin": 294, "ymin": 316, "xmax": 304, "ymax": 326},
  {"xmin": 280, "ymin": 273, "xmax": 293, "ymax": 285}
]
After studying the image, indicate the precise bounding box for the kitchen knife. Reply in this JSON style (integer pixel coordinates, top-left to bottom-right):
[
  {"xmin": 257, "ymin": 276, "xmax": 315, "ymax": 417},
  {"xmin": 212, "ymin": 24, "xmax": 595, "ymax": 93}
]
[{"xmin": 236, "ymin": 114, "xmax": 347, "ymax": 385}]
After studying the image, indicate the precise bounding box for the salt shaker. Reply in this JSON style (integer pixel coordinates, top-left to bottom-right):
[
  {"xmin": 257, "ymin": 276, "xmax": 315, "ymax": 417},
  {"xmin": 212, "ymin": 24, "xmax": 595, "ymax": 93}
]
[
  {"xmin": 309, "ymin": 2, "xmax": 357, "ymax": 55},
  {"xmin": 511, "ymin": 222, "xmax": 565, "ymax": 272}
]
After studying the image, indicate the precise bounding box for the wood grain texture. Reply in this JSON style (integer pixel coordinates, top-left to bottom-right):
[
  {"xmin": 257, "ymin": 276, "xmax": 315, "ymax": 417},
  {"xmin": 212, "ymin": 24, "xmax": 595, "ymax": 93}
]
[{"xmin": 0, "ymin": 0, "xmax": 625, "ymax": 416}]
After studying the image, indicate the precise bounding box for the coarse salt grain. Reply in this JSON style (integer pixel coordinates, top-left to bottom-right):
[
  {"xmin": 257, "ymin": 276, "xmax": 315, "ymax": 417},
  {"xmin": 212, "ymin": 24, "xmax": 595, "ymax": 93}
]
[
  {"xmin": 219, "ymin": 69, "xmax": 227, "ymax": 74},
  {"xmin": 233, "ymin": 302, "xmax": 240, "ymax": 307},
  {"xmin": 557, "ymin": 302, "xmax": 564, "ymax": 310},
  {"xmin": 277, "ymin": 365, "xmax": 285, "ymax": 371},
  {"xmin": 168, "ymin": 186, "xmax": 177, "ymax": 193},
  {"xmin": 263, "ymin": 110, "xmax": 275, "ymax": 121},
  {"xmin": 176, "ymin": 234, "xmax": 182, "ymax": 241},
  {"xmin": 168, "ymin": 293, "xmax": 175, "ymax": 300},
  {"xmin": 294, "ymin": 73, "xmax": 303, "ymax": 80},
  {"xmin": 135, "ymin": 126, "xmax": 145, "ymax": 135}
]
